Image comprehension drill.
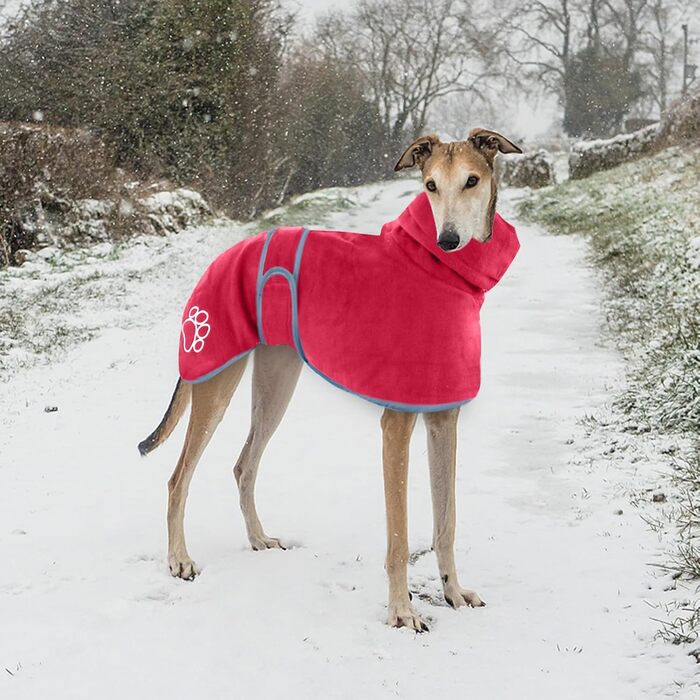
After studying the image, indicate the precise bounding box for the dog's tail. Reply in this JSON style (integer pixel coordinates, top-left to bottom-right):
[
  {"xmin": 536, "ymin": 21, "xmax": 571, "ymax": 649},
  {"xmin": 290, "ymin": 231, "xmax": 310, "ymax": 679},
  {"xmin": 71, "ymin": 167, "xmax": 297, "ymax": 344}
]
[{"xmin": 138, "ymin": 379, "xmax": 191, "ymax": 456}]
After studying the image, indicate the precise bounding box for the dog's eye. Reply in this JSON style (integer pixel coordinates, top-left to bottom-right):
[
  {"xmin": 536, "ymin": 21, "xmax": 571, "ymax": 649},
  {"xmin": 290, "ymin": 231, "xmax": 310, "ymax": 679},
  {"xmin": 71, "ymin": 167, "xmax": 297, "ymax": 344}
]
[
  {"xmin": 464, "ymin": 175, "xmax": 479, "ymax": 189},
  {"xmin": 425, "ymin": 179, "xmax": 437, "ymax": 192}
]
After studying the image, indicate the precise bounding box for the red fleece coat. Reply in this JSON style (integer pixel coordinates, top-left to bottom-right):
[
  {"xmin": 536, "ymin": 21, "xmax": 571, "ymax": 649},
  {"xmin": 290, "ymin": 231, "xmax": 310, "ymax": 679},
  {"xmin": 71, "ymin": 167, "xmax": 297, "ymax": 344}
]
[{"xmin": 179, "ymin": 192, "xmax": 520, "ymax": 411}]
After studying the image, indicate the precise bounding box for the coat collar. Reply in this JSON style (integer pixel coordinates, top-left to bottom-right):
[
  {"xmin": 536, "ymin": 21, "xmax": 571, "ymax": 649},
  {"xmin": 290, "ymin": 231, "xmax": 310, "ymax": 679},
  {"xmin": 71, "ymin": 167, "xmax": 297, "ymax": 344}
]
[{"xmin": 382, "ymin": 192, "xmax": 520, "ymax": 293}]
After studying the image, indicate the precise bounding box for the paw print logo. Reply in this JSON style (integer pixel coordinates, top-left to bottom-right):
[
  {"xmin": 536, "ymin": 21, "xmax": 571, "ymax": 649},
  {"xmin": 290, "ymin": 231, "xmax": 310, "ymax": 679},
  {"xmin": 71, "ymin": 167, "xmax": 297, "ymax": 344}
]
[{"xmin": 181, "ymin": 306, "xmax": 211, "ymax": 354}]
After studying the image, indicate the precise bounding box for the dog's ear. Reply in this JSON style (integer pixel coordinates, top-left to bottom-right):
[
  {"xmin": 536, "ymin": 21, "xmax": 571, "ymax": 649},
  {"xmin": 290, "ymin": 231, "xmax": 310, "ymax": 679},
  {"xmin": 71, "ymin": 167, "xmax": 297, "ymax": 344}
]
[
  {"xmin": 468, "ymin": 128, "xmax": 522, "ymax": 161},
  {"xmin": 394, "ymin": 134, "xmax": 441, "ymax": 171}
]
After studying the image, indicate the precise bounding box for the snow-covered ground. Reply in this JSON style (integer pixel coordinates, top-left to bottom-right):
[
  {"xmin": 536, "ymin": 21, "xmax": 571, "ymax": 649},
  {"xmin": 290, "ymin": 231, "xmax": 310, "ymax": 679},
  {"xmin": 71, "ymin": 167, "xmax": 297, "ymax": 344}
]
[
  {"xmin": 0, "ymin": 0, "xmax": 25, "ymax": 23},
  {"xmin": 1, "ymin": 180, "xmax": 697, "ymax": 698}
]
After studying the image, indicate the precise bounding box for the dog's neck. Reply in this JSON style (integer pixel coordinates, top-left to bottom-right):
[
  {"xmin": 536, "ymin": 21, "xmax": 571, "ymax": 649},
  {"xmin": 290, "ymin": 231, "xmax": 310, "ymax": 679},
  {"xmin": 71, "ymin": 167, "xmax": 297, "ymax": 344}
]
[{"xmin": 380, "ymin": 192, "xmax": 519, "ymax": 294}]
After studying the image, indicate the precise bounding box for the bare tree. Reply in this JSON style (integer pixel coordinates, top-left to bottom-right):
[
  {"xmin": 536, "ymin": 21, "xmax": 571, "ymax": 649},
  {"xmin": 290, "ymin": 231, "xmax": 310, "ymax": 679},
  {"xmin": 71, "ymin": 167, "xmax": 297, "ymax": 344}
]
[
  {"xmin": 638, "ymin": 0, "xmax": 686, "ymax": 113},
  {"xmin": 316, "ymin": 0, "xmax": 503, "ymax": 142},
  {"xmin": 505, "ymin": 0, "xmax": 615, "ymax": 80},
  {"xmin": 601, "ymin": 0, "xmax": 648, "ymax": 65},
  {"xmin": 505, "ymin": 0, "xmax": 693, "ymax": 132},
  {"xmin": 503, "ymin": 0, "xmax": 579, "ymax": 96}
]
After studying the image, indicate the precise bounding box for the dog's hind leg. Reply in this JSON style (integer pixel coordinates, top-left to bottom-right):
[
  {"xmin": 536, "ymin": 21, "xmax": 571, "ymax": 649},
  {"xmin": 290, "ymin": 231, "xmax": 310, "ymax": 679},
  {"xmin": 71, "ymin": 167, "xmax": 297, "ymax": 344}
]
[
  {"xmin": 381, "ymin": 409, "xmax": 428, "ymax": 631},
  {"xmin": 167, "ymin": 357, "xmax": 248, "ymax": 579},
  {"xmin": 234, "ymin": 344, "xmax": 303, "ymax": 551},
  {"xmin": 425, "ymin": 408, "xmax": 485, "ymax": 609}
]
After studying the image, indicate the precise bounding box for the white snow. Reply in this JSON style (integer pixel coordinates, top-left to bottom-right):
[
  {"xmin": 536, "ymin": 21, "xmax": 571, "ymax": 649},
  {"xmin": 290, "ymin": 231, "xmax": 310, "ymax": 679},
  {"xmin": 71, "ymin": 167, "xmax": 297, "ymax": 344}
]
[
  {"xmin": 140, "ymin": 188, "xmax": 211, "ymax": 234},
  {"xmin": 689, "ymin": 236, "xmax": 700, "ymax": 270},
  {"xmin": 0, "ymin": 0, "xmax": 26, "ymax": 23},
  {"xmin": 0, "ymin": 180, "xmax": 697, "ymax": 698},
  {"xmin": 76, "ymin": 199, "xmax": 114, "ymax": 219},
  {"xmin": 141, "ymin": 188, "xmax": 209, "ymax": 212}
]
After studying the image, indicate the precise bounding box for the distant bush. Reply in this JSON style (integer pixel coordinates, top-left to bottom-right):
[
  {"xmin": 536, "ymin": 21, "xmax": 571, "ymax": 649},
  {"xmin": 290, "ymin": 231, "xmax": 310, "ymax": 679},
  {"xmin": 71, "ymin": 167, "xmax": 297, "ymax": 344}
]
[
  {"xmin": 660, "ymin": 86, "xmax": 700, "ymax": 145},
  {"xmin": 563, "ymin": 46, "xmax": 643, "ymax": 139},
  {"xmin": 273, "ymin": 52, "xmax": 388, "ymax": 199}
]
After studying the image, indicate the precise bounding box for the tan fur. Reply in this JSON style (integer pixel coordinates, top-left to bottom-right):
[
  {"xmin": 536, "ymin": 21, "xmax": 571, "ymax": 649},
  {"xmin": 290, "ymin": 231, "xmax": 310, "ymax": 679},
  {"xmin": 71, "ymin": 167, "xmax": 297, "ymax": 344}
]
[
  {"xmin": 166, "ymin": 357, "xmax": 249, "ymax": 579},
  {"xmin": 381, "ymin": 410, "xmax": 424, "ymax": 630},
  {"xmin": 138, "ymin": 380, "xmax": 191, "ymax": 456},
  {"xmin": 141, "ymin": 129, "xmax": 521, "ymax": 631},
  {"xmin": 425, "ymin": 409, "xmax": 483, "ymax": 608}
]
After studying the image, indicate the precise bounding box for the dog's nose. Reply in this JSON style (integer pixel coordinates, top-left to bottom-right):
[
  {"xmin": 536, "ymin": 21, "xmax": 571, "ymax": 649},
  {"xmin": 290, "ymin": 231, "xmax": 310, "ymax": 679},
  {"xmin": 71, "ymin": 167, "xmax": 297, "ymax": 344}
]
[{"xmin": 437, "ymin": 227, "xmax": 460, "ymax": 251}]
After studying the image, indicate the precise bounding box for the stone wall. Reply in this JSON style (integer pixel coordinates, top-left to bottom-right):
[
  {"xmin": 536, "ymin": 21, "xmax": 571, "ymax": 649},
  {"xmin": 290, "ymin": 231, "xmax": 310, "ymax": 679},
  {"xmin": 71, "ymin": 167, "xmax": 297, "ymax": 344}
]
[
  {"xmin": 569, "ymin": 124, "xmax": 660, "ymax": 180},
  {"xmin": 497, "ymin": 149, "xmax": 555, "ymax": 188}
]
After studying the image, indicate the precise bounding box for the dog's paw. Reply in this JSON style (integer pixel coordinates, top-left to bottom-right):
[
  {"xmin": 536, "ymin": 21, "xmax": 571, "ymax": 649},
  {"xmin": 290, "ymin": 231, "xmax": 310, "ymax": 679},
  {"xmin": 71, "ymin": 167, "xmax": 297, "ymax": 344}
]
[
  {"xmin": 388, "ymin": 600, "xmax": 429, "ymax": 632},
  {"xmin": 250, "ymin": 535, "xmax": 286, "ymax": 551},
  {"xmin": 444, "ymin": 582, "xmax": 485, "ymax": 609},
  {"xmin": 168, "ymin": 554, "xmax": 200, "ymax": 581}
]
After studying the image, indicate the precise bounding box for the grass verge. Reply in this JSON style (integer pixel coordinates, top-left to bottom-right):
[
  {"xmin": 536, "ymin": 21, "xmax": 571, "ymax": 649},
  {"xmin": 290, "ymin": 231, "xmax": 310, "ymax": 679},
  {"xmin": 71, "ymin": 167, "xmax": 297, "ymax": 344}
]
[{"xmin": 518, "ymin": 143, "xmax": 700, "ymax": 645}]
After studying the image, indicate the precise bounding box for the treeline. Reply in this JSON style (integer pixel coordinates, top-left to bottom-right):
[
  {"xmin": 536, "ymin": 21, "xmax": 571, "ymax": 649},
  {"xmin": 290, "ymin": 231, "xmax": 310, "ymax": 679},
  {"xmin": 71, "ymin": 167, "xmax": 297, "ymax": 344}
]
[
  {"xmin": 0, "ymin": 0, "xmax": 691, "ymax": 222},
  {"xmin": 507, "ymin": 0, "xmax": 691, "ymax": 137},
  {"xmin": 0, "ymin": 0, "xmax": 389, "ymax": 217}
]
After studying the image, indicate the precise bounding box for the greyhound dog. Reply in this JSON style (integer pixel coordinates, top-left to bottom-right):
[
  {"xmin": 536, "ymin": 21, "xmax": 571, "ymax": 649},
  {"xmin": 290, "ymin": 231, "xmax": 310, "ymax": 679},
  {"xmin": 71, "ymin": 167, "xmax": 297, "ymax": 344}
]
[{"xmin": 139, "ymin": 129, "xmax": 522, "ymax": 632}]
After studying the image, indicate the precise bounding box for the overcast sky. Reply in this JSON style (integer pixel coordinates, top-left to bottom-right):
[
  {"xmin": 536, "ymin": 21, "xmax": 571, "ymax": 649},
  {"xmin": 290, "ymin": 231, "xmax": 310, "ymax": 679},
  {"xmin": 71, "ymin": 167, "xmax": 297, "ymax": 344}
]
[{"xmin": 286, "ymin": 0, "xmax": 345, "ymax": 25}]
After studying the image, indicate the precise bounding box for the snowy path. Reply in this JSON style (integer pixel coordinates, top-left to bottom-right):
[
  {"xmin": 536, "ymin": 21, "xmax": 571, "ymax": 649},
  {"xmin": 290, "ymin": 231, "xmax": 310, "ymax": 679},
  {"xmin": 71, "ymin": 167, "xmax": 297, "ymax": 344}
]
[{"xmin": 1, "ymin": 180, "xmax": 696, "ymax": 698}]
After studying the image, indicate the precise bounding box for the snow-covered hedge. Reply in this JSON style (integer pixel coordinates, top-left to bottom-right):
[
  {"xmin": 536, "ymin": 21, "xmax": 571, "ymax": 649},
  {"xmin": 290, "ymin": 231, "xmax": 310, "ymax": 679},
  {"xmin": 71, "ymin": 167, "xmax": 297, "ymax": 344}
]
[
  {"xmin": 16, "ymin": 187, "xmax": 212, "ymax": 262},
  {"xmin": 140, "ymin": 188, "xmax": 211, "ymax": 235},
  {"xmin": 497, "ymin": 149, "xmax": 554, "ymax": 188},
  {"xmin": 569, "ymin": 123, "xmax": 660, "ymax": 179},
  {"xmin": 0, "ymin": 122, "xmax": 119, "ymax": 265},
  {"xmin": 0, "ymin": 122, "xmax": 212, "ymax": 267}
]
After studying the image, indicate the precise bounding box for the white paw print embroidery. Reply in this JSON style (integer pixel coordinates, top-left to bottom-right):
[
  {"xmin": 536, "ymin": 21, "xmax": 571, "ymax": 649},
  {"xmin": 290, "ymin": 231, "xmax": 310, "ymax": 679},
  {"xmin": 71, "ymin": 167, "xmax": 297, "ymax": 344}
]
[{"xmin": 181, "ymin": 306, "xmax": 211, "ymax": 353}]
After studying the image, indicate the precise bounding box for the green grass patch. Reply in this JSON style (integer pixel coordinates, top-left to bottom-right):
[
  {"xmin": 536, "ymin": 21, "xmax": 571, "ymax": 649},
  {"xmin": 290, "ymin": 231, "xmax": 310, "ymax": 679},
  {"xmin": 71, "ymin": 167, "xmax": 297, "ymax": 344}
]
[
  {"xmin": 519, "ymin": 144, "xmax": 700, "ymax": 437},
  {"xmin": 257, "ymin": 191, "xmax": 356, "ymax": 229}
]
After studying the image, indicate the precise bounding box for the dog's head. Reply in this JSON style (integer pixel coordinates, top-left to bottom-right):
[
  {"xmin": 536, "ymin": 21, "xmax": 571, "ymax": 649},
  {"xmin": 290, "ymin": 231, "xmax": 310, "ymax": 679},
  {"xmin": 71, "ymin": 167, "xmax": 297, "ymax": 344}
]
[{"xmin": 394, "ymin": 129, "xmax": 522, "ymax": 251}]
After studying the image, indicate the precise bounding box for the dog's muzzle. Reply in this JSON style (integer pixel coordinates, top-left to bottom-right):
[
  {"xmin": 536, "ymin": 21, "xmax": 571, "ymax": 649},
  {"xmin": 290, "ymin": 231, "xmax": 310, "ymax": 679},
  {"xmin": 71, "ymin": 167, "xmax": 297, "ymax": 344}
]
[{"xmin": 437, "ymin": 226, "xmax": 460, "ymax": 252}]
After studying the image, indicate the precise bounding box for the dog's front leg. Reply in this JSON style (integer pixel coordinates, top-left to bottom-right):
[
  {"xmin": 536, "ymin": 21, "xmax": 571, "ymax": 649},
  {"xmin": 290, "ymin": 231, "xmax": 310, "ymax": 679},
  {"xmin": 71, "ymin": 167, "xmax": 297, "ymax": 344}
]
[
  {"xmin": 425, "ymin": 409, "xmax": 485, "ymax": 609},
  {"xmin": 381, "ymin": 409, "xmax": 428, "ymax": 631}
]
